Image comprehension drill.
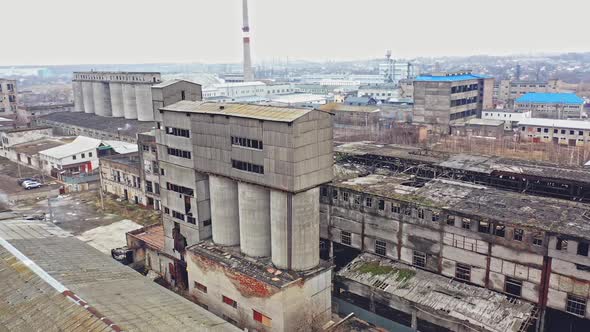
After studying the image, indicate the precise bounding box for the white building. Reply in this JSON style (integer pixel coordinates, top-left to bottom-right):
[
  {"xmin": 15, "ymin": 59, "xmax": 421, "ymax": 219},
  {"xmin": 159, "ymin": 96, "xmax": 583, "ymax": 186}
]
[
  {"xmin": 519, "ymin": 118, "xmax": 590, "ymax": 146},
  {"xmin": 378, "ymin": 62, "xmax": 418, "ymax": 83},
  {"xmin": 482, "ymin": 110, "xmax": 531, "ymax": 130}
]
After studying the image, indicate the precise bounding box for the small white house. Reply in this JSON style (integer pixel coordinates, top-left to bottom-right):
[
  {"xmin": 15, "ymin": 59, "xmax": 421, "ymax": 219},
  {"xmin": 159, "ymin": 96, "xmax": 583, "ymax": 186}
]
[{"xmin": 39, "ymin": 136, "xmax": 104, "ymax": 175}]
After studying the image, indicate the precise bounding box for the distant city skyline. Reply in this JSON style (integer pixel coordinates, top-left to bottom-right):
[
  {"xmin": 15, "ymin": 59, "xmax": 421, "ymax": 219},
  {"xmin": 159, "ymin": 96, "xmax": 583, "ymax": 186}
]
[{"xmin": 4, "ymin": 0, "xmax": 589, "ymax": 66}]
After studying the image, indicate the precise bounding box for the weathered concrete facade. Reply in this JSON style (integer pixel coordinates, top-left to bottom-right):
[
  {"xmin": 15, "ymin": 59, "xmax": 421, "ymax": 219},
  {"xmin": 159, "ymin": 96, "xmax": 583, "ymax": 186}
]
[
  {"xmin": 100, "ymin": 152, "xmax": 146, "ymax": 205},
  {"xmin": 155, "ymin": 101, "xmax": 334, "ymax": 330},
  {"xmin": 413, "ymin": 71, "xmax": 494, "ymax": 133},
  {"xmin": 138, "ymin": 131, "xmax": 161, "ymax": 210},
  {"xmin": 0, "ymin": 79, "xmax": 17, "ymax": 114},
  {"xmin": 321, "ymin": 172, "xmax": 590, "ymax": 330}
]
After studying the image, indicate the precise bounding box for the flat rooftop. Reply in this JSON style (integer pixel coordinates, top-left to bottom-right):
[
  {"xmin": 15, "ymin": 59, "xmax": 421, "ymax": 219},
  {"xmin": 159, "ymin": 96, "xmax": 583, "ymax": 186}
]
[
  {"xmin": 335, "ymin": 141, "xmax": 590, "ymax": 183},
  {"xmin": 0, "ymin": 217, "xmax": 238, "ymax": 332},
  {"xmin": 161, "ymin": 100, "xmax": 314, "ymax": 122},
  {"xmin": 100, "ymin": 152, "xmax": 141, "ymax": 168},
  {"xmin": 519, "ymin": 118, "xmax": 590, "ymax": 130},
  {"xmin": 38, "ymin": 112, "xmax": 155, "ymax": 137},
  {"xmin": 320, "ymin": 103, "xmax": 380, "ymax": 113},
  {"xmin": 516, "ymin": 92, "xmax": 584, "ymax": 105},
  {"xmin": 128, "ymin": 224, "xmax": 165, "ymax": 251},
  {"xmin": 332, "ymin": 174, "xmax": 590, "ymax": 240},
  {"xmin": 188, "ymin": 240, "xmax": 332, "ymax": 290},
  {"xmin": 13, "ymin": 137, "xmax": 73, "ymax": 155},
  {"xmin": 337, "ymin": 253, "xmax": 535, "ymax": 332},
  {"xmin": 415, "ymin": 73, "xmax": 490, "ymax": 82}
]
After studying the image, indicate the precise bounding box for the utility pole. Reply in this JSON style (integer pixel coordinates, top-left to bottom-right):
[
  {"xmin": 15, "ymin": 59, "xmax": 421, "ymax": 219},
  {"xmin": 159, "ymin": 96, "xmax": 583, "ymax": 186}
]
[{"xmin": 47, "ymin": 197, "xmax": 54, "ymax": 223}]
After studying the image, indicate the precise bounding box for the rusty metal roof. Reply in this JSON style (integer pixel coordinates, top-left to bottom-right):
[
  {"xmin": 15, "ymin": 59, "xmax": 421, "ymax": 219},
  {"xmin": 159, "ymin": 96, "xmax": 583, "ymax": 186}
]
[{"xmin": 161, "ymin": 100, "xmax": 313, "ymax": 122}]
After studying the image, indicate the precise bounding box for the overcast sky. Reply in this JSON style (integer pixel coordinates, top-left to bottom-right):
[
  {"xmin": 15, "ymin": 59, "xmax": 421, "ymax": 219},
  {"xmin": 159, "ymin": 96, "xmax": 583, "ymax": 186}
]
[{"xmin": 4, "ymin": 0, "xmax": 589, "ymax": 66}]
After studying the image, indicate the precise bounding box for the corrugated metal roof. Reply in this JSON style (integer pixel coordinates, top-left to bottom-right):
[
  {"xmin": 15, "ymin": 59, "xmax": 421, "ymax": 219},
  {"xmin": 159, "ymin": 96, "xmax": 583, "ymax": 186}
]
[
  {"xmin": 415, "ymin": 73, "xmax": 490, "ymax": 82},
  {"xmin": 0, "ymin": 246, "xmax": 115, "ymax": 332},
  {"xmin": 516, "ymin": 92, "xmax": 584, "ymax": 105},
  {"xmin": 161, "ymin": 100, "xmax": 313, "ymax": 122},
  {"xmin": 519, "ymin": 118, "xmax": 590, "ymax": 130},
  {"xmin": 39, "ymin": 136, "xmax": 102, "ymax": 159}
]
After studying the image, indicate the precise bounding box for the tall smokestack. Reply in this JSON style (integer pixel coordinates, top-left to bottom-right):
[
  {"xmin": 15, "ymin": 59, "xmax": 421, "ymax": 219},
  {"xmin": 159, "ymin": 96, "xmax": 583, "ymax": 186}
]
[{"xmin": 242, "ymin": 0, "xmax": 254, "ymax": 81}]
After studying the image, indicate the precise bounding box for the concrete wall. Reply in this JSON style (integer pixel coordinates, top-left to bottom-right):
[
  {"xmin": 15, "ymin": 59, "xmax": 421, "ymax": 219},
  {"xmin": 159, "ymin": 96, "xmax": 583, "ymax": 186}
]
[
  {"xmin": 186, "ymin": 250, "xmax": 332, "ymax": 331},
  {"xmin": 173, "ymin": 109, "xmax": 333, "ymax": 193},
  {"xmin": 100, "ymin": 159, "xmax": 145, "ymax": 205},
  {"xmin": 152, "ymin": 80, "xmax": 203, "ymax": 122}
]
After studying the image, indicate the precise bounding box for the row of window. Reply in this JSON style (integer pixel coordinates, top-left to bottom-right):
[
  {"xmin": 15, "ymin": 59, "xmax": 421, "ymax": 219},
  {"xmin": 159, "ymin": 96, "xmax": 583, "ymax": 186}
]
[
  {"xmin": 166, "ymin": 182, "xmax": 194, "ymax": 196},
  {"xmin": 193, "ymin": 282, "xmax": 272, "ymax": 327},
  {"xmin": 166, "ymin": 127, "xmax": 190, "ymax": 138},
  {"xmin": 450, "ymin": 109, "xmax": 477, "ymax": 120},
  {"xmin": 167, "ymin": 147, "xmax": 191, "ymax": 159},
  {"xmin": 328, "ymin": 189, "xmax": 545, "ymax": 246},
  {"xmin": 450, "ymin": 96, "xmax": 477, "ymax": 107},
  {"xmin": 145, "ymin": 181, "xmax": 160, "ymax": 194},
  {"xmin": 525, "ymin": 126, "xmax": 590, "ymax": 137},
  {"xmin": 72, "ymin": 151, "xmax": 93, "ymax": 160},
  {"xmin": 556, "ymin": 238, "xmax": 590, "ymax": 257},
  {"xmin": 231, "ymin": 136, "xmax": 263, "ymax": 150},
  {"xmin": 231, "ymin": 159, "xmax": 264, "ymax": 174},
  {"xmin": 142, "ymin": 144, "xmax": 157, "ymax": 153},
  {"xmin": 451, "ymin": 84, "xmax": 478, "ymax": 94}
]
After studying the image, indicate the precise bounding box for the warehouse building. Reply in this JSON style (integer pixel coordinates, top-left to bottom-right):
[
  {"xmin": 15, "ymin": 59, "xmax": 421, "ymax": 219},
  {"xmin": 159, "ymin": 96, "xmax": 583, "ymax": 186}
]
[{"xmin": 515, "ymin": 93, "xmax": 584, "ymax": 119}]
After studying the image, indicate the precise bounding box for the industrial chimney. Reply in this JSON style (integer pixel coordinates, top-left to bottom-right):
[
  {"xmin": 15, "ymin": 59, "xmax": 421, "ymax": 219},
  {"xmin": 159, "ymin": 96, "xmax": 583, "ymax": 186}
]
[{"xmin": 242, "ymin": 0, "xmax": 254, "ymax": 81}]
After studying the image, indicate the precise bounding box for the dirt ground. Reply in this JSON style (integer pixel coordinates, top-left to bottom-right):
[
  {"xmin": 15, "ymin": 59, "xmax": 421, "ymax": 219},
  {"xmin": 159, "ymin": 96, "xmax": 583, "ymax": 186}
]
[{"xmin": 0, "ymin": 157, "xmax": 60, "ymax": 196}]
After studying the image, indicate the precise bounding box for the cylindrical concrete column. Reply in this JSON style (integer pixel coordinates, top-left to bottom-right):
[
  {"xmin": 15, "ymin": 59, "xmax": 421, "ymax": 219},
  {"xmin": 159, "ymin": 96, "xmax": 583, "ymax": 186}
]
[
  {"xmin": 82, "ymin": 82, "xmax": 95, "ymax": 114},
  {"xmin": 238, "ymin": 182, "xmax": 271, "ymax": 257},
  {"xmin": 109, "ymin": 82, "xmax": 124, "ymax": 117},
  {"xmin": 271, "ymin": 187, "xmax": 320, "ymax": 271},
  {"xmin": 135, "ymin": 84, "xmax": 154, "ymax": 121},
  {"xmin": 122, "ymin": 84, "xmax": 138, "ymax": 119},
  {"xmin": 72, "ymin": 81, "xmax": 84, "ymax": 112},
  {"xmin": 92, "ymin": 82, "xmax": 112, "ymax": 117},
  {"xmin": 210, "ymin": 175, "xmax": 240, "ymax": 246}
]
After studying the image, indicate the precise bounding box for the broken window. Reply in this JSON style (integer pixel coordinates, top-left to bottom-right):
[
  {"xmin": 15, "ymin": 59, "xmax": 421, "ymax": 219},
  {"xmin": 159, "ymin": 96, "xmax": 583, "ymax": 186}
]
[
  {"xmin": 365, "ymin": 197, "xmax": 372, "ymax": 208},
  {"xmin": 343, "ymin": 192, "xmax": 349, "ymax": 201},
  {"xmin": 391, "ymin": 203, "xmax": 400, "ymax": 214},
  {"xmin": 494, "ymin": 224, "xmax": 505, "ymax": 237},
  {"xmin": 576, "ymin": 264, "xmax": 590, "ymax": 272},
  {"xmin": 332, "ymin": 189, "xmax": 338, "ymax": 200},
  {"xmin": 556, "ymin": 238, "xmax": 569, "ymax": 251},
  {"xmin": 462, "ymin": 218, "xmax": 471, "ymax": 230},
  {"xmin": 404, "ymin": 207, "xmax": 412, "ymax": 216},
  {"xmin": 432, "ymin": 212, "xmax": 440, "ymax": 222},
  {"xmin": 412, "ymin": 251, "xmax": 426, "ymax": 268},
  {"xmin": 455, "ymin": 263, "xmax": 471, "ymax": 282},
  {"xmin": 478, "ymin": 221, "xmax": 490, "ymax": 234},
  {"xmin": 194, "ymin": 281, "xmax": 207, "ymax": 293},
  {"xmin": 320, "ymin": 187, "xmax": 327, "ymax": 197},
  {"xmin": 253, "ymin": 310, "xmax": 272, "ymax": 327},
  {"xmin": 578, "ymin": 242, "xmax": 589, "ymax": 256},
  {"xmin": 533, "ymin": 234, "xmax": 543, "ymax": 246},
  {"xmin": 513, "ymin": 228, "xmax": 524, "ymax": 241},
  {"xmin": 418, "ymin": 209, "xmax": 425, "ymax": 219},
  {"xmin": 505, "ymin": 277, "xmax": 522, "ymax": 297},
  {"xmin": 375, "ymin": 240, "xmax": 386, "ymax": 256},
  {"xmin": 378, "ymin": 200, "xmax": 385, "ymax": 211},
  {"xmin": 222, "ymin": 295, "xmax": 237, "ymax": 308},
  {"xmin": 341, "ymin": 231, "xmax": 352, "ymax": 246},
  {"xmin": 353, "ymin": 195, "xmax": 360, "ymax": 206},
  {"xmin": 566, "ymin": 294, "xmax": 587, "ymax": 317},
  {"xmin": 447, "ymin": 215, "xmax": 456, "ymax": 226}
]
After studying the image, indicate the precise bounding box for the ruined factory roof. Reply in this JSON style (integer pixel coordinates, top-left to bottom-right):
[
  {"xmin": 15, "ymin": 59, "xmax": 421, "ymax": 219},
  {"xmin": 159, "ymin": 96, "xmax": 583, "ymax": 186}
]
[
  {"xmin": 0, "ymin": 217, "xmax": 238, "ymax": 332},
  {"xmin": 128, "ymin": 224, "xmax": 165, "ymax": 251},
  {"xmin": 151, "ymin": 79, "xmax": 200, "ymax": 88},
  {"xmin": 335, "ymin": 142, "xmax": 590, "ymax": 183},
  {"xmin": 516, "ymin": 92, "xmax": 584, "ymax": 105},
  {"xmin": 38, "ymin": 112, "xmax": 156, "ymax": 137},
  {"xmin": 161, "ymin": 100, "xmax": 315, "ymax": 122},
  {"xmin": 189, "ymin": 241, "xmax": 332, "ymax": 290},
  {"xmin": 13, "ymin": 137, "xmax": 73, "ymax": 155},
  {"xmin": 333, "ymin": 174, "xmax": 590, "ymax": 239},
  {"xmin": 320, "ymin": 102, "xmax": 381, "ymax": 113},
  {"xmin": 0, "ymin": 246, "xmax": 116, "ymax": 332},
  {"xmin": 337, "ymin": 254, "xmax": 535, "ymax": 332},
  {"xmin": 100, "ymin": 152, "xmax": 141, "ymax": 168}
]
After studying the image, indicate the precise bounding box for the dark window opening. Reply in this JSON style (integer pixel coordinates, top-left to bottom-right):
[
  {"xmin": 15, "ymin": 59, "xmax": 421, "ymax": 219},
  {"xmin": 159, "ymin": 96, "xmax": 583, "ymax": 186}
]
[
  {"xmin": 578, "ymin": 242, "xmax": 589, "ymax": 256},
  {"xmin": 505, "ymin": 277, "xmax": 522, "ymax": 297},
  {"xmin": 455, "ymin": 263, "xmax": 471, "ymax": 282},
  {"xmin": 513, "ymin": 229, "xmax": 524, "ymax": 241},
  {"xmin": 413, "ymin": 251, "xmax": 426, "ymax": 268},
  {"xmin": 375, "ymin": 240, "xmax": 386, "ymax": 256},
  {"xmin": 341, "ymin": 231, "xmax": 352, "ymax": 246}
]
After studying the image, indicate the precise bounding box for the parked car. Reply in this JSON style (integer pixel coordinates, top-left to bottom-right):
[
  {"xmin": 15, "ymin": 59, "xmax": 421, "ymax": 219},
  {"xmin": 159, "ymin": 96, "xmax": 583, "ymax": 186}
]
[
  {"xmin": 22, "ymin": 180, "xmax": 42, "ymax": 190},
  {"xmin": 17, "ymin": 177, "xmax": 39, "ymax": 185}
]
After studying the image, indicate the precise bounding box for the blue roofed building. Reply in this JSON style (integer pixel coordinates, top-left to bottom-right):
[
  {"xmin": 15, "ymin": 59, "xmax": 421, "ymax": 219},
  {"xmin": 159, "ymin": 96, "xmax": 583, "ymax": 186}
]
[
  {"xmin": 515, "ymin": 92, "xmax": 585, "ymax": 119},
  {"xmin": 412, "ymin": 71, "xmax": 494, "ymax": 133}
]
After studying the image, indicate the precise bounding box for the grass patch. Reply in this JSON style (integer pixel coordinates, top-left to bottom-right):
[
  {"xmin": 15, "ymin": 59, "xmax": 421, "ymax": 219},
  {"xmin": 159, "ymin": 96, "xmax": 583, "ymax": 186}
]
[{"xmin": 355, "ymin": 262, "xmax": 416, "ymax": 282}]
